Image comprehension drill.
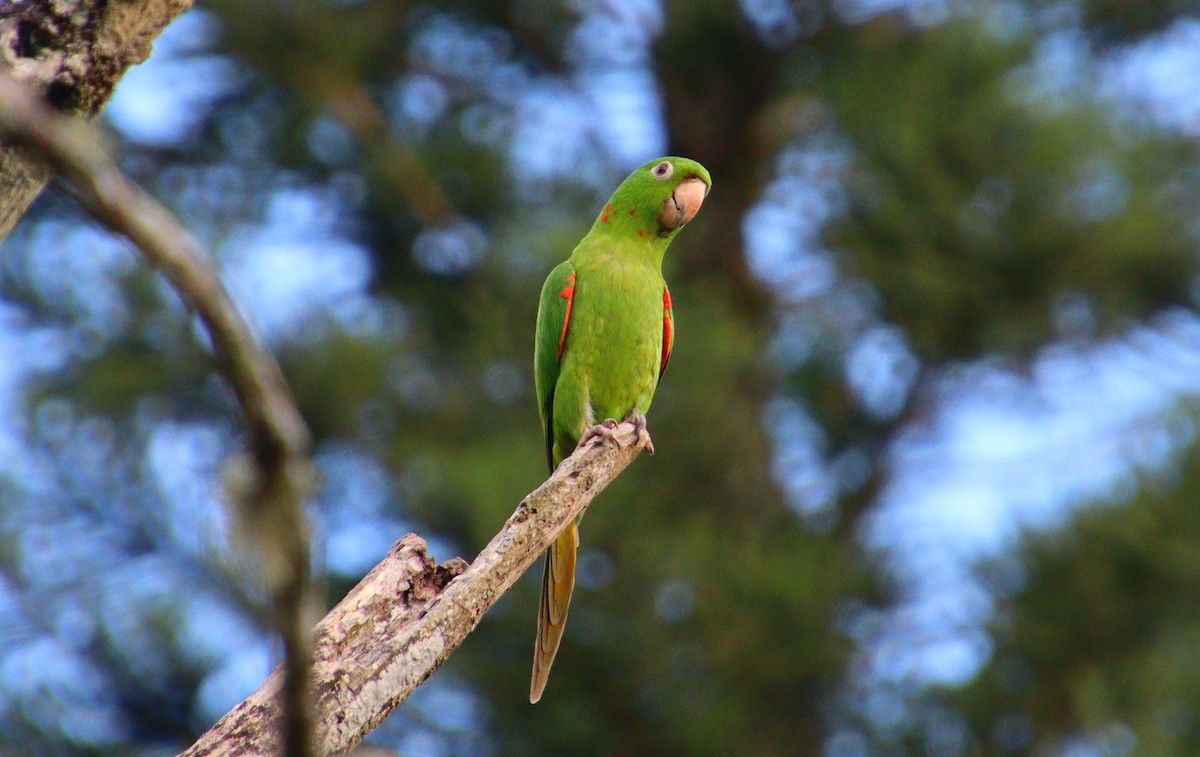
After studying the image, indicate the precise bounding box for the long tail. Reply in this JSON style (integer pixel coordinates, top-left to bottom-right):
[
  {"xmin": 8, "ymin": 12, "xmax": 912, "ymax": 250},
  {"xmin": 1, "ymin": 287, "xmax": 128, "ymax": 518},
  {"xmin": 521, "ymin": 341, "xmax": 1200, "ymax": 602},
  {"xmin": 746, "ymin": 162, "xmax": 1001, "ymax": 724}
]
[{"xmin": 530, "ymin": 522, "xmax": 578, "ymax": 703}]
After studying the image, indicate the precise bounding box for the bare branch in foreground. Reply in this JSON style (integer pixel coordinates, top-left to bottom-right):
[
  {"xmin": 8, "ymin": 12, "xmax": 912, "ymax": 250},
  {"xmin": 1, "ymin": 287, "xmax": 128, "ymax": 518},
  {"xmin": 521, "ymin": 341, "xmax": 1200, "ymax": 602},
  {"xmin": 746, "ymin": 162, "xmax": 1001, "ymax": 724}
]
[
  {"xmin": 183, "ymin": 422, "xmax": 651, "ymax": 756},
  {"xmin": 0, "ymin": 72, "xmax": 316, "ymax": 757}
]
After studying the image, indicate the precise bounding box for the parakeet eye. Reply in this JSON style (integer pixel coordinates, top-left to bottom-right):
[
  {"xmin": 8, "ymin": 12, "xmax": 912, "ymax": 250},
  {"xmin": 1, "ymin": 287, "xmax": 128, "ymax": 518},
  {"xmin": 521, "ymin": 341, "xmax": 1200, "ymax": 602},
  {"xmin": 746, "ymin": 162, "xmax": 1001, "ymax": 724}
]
[{"xmin": 651, "ymin": 161, "xmax": 674, "ymax": 180}]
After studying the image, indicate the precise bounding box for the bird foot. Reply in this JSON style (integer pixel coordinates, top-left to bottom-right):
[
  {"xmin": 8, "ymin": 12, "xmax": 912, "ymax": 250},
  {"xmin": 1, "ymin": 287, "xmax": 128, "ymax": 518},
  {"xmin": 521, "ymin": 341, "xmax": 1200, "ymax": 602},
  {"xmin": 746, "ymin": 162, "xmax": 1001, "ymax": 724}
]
[
  {"xmin": 625, "ymin": 412, "xmax": 655, "ymax": 455},
  {"xmin": 577, "ymin": 414, "xmax": 655, "ymax": 455},
  {"xmin": 578, "ymin": 418, "xmax": 622, "ymax": 450}
]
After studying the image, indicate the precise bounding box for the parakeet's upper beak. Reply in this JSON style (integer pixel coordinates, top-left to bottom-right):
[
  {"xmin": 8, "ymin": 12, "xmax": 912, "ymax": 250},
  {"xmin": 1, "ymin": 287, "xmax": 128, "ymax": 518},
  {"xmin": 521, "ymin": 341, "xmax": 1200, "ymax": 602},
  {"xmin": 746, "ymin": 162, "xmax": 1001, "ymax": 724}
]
[{"xmin": 659, "ymin": 177, "xmax": 709, "ymax": 230}]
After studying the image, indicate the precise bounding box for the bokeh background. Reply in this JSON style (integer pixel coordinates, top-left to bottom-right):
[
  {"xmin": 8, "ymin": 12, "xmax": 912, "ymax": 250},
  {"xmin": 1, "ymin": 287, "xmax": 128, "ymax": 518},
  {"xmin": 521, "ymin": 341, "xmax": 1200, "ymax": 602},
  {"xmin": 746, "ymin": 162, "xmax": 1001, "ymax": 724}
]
[{"xmin": 2, "ymin": 0, "xmax": 1200, "ymax": 754}]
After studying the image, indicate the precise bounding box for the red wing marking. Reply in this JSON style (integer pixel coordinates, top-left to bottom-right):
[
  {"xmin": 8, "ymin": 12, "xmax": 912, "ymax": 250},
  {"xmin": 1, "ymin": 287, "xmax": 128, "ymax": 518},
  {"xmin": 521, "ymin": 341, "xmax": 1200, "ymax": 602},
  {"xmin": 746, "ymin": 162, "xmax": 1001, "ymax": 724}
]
[
  {"xmin": 557, "ymin": 273, "xmax": 576, "ymax": 361},
  {"xmin": 660, "ymin": 287, "xmax": 673, "ymax": 377}
]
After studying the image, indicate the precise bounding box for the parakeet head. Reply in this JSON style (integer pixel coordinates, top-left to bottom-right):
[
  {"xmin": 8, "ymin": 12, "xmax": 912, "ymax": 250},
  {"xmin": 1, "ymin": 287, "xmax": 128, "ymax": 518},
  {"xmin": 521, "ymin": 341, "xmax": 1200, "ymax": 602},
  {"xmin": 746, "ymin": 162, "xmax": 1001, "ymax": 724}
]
[{"xmin": 593, "ymin": 156, "xmax": 712, "ymax": 241}]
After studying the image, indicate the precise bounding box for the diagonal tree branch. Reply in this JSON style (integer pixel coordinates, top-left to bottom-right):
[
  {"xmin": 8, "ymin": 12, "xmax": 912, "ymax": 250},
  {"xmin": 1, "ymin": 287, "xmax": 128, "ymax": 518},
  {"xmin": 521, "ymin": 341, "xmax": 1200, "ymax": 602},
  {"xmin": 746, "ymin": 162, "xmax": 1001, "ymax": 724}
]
[
  {"xmin": 0, "ymin": 71, "xmax": 316, "ymax": 757},
  {"xmin": 182, "ymin": 421, "xmax": 650, "ymax": 757}
]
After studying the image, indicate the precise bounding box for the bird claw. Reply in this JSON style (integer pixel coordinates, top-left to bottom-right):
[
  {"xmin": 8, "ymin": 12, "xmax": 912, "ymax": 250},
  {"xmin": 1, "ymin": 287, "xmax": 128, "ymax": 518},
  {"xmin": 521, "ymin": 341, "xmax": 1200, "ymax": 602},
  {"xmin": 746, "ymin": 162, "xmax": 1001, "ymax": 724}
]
[
  {"xmin": 578, "ymin": 418, "xmax": 622, "ymax": 450},
  {"xmin": 625, "ymin": 412, "xmax": 655, "ymax": 455},
  {"xmin": 576, "ymin": 414, "xmax": 655, "ymax": 455}
]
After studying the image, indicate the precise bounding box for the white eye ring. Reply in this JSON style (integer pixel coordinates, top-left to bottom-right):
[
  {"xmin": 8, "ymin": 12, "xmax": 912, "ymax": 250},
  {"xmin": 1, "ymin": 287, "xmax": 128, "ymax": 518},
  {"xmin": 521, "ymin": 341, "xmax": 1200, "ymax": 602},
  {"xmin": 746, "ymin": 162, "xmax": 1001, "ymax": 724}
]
[{"xmin": 651, "ymin": 161, "xmax": 674, "ymax": 180}]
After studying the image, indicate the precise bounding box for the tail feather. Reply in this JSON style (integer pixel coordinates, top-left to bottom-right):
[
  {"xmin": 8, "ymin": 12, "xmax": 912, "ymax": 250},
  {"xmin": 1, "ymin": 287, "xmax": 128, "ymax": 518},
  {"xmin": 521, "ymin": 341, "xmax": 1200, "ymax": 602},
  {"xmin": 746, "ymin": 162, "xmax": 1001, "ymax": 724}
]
[{"xmin": 530, "ymin": 523, "xmax": 578, "ymax": 703}]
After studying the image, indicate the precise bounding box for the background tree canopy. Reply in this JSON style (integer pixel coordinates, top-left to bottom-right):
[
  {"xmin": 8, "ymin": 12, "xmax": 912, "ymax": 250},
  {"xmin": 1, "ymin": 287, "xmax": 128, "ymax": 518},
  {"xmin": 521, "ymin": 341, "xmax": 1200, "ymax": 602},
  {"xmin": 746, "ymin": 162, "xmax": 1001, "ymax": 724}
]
[{"xmin": 3, "ymin": 0, "xmax": 1200, "ymax": 754}]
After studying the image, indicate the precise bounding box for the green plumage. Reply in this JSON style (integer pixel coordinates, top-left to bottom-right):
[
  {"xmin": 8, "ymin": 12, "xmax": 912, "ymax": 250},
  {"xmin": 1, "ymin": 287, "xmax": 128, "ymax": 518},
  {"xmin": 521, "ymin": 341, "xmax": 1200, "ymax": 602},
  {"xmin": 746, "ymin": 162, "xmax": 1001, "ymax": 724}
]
[
  {"xmin": 535, "ymin": 255, "xmax": 663, "ymax": 465},
  {"xmin": 530, "ymin": 156, "xmax": 711, "ymax": 702}
]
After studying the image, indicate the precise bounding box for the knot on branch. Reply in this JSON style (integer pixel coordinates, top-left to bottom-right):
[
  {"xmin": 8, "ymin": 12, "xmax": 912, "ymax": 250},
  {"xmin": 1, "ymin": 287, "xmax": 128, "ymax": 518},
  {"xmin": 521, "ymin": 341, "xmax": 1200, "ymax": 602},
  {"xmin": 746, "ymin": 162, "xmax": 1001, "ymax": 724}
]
[{"xmin": 388, "ymin": 534, "xmax": 468, "ymax": 606}]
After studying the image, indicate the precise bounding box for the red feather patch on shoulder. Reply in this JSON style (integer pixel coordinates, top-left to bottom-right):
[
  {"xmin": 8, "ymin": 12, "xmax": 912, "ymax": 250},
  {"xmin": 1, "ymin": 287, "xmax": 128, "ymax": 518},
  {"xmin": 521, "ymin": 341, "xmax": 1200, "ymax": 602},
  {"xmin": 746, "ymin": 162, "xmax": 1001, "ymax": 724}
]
[
  {"xmin": 557, "ymin": 273, "xmax": 576, "ymax": 361},
  {"xmin": 660, "ymin": 287, "xmax": 673, "ymax": 377}
]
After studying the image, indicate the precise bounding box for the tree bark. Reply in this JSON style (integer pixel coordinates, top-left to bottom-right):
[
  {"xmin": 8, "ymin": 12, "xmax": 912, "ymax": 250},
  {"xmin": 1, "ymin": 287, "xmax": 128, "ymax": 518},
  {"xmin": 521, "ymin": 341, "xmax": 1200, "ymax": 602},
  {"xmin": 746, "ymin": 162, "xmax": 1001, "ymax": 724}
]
[
  {"xmin": 182, "ymin": 422, "xmax": 651, "ymax": 757},
  {"xmin": 0, "ymin": 0, "xmax": 193, "ymax": 240}
]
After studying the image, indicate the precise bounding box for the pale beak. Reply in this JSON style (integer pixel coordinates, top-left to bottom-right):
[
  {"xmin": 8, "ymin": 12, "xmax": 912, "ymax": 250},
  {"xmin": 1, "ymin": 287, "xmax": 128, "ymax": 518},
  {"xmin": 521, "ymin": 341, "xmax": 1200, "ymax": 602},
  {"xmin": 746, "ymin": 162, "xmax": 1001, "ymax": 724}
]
[{"xmin": 659, "ymin": 177, "xmax": 709, "ymax": 230}]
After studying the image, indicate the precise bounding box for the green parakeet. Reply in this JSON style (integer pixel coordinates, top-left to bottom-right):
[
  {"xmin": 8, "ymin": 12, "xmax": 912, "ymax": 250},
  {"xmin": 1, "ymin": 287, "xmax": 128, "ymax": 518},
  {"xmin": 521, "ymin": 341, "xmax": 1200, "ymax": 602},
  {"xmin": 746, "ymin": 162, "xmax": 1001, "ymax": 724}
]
[{"xmin": 530, "ymin": 156, "xmax": 711, "ymax": 703}]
